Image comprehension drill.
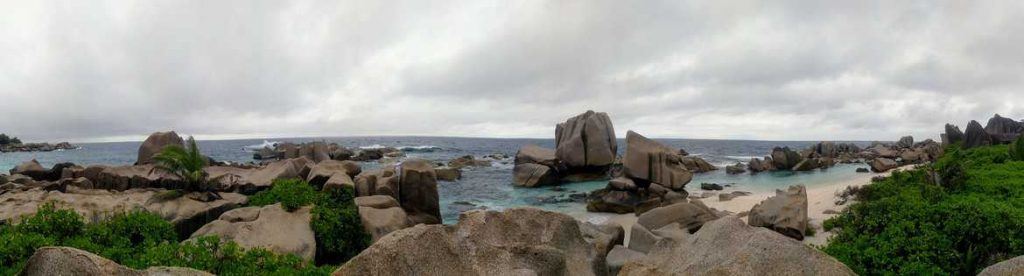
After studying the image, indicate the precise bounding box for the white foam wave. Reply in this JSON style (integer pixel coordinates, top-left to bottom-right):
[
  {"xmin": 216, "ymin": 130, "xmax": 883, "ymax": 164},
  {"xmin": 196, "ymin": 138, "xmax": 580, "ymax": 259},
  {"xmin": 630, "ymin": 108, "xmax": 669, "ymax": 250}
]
[{"xmin": 243, "ymin": 140, "xmax": 279, "ymax": 151}]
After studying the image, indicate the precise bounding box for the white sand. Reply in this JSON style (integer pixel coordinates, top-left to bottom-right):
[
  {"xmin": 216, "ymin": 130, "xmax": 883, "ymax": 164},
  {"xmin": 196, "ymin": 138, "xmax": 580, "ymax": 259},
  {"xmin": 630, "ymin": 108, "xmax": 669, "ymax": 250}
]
[{"xmin": 571, "ymin": 165, "xmax": 914, "ymax": 247}]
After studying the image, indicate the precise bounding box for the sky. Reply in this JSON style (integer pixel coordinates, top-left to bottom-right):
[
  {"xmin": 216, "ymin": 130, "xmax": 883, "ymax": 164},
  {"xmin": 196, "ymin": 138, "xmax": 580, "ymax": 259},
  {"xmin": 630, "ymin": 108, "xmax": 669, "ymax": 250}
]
[{"xmin": 1, "ymin": 1, "xmax": 1022, "ymax": 143}]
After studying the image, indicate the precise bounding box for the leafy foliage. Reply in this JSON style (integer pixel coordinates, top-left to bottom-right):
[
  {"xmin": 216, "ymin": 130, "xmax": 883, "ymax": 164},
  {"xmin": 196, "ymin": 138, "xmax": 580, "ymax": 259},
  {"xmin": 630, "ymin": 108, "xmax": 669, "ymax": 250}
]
[
  {"xmin": 1010, "ymin": 135, "xmax": 1024, "ymax": 162},
  {"xmin": 248, "ymin": 179, "xmax": 371, "ymax": 264},
  {"xmin": 151, "ymin": 136, "xmax": 210, "ymax": 192},
  {"xmin": 0, "ymin": 134, "xmax": 20, "ymax": 145},
  {"xmin": 823, "ymin": 144, "xmax": 1024, "ymax": 275},
  {"xmin": 0, "ymin": 202, "xmax": 332, "ymax": 275}
]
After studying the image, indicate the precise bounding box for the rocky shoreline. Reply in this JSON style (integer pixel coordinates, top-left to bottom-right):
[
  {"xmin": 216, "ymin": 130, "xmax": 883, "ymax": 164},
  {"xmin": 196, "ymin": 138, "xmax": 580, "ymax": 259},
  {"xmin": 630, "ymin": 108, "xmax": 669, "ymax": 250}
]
[
  {"xmin": 5, "ymin": 112, "xmax": 1024, "ymax": 275},
  {"xmin": 0, "ymin": 141, "xmax": 76, "ymax": 153}
]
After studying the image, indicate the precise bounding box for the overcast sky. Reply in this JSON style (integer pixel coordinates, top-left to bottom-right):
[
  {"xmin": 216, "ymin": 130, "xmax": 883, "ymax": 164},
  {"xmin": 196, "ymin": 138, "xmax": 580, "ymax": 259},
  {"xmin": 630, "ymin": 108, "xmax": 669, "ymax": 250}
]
[{"xmin": 1, "ymin": 1, "xmax": 1021, "ymax": 143}]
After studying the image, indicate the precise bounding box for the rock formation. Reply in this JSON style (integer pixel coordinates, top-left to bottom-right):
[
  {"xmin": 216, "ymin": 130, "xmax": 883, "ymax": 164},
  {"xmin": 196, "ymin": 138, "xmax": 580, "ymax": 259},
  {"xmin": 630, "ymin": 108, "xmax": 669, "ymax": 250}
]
[
  {"xmin": 985, "ymin": 114, "xmax": 1024, "ymax": 144},
  {"xmin": 748, "ymin": 185, "xmax": 808, "ymax": 240},
  {"xmin": 333, "ymin": 208, "xmax": 603, "ymax": 275},
  {"xmin": 587, "ymin": 131, "xmax": 691, "ymax": 214},
  {"xmin": 512, "ymin": 144, "xmax": 561, "ymax": 187},
  {"xmin": 354, "ymin": 195, "xmax": 410, "ymax": 243},
  {"xmin": 944, "ymin": 123, "xmax": 964, "ymax": 146},
  {"xmin": 556, "ymin": 110, "xmax": 617, "ymax": 170},
  {"xmin": 136, "ymin": 131, "xmax": 185, "ymax": 165},
  {"xmin": 189, "ymin": 203, "xmax": 316, "ymax": 261},
  {"xmin": 964, "ymin": 120, "xmax": 994, "ymax": 149},
  {"xmin": 354, "ymin": 159, "xmax": 441, "ymax": 225},
  {"xmin": 22, "ymin": 247, "xmax": 212, "ymax": 276}
]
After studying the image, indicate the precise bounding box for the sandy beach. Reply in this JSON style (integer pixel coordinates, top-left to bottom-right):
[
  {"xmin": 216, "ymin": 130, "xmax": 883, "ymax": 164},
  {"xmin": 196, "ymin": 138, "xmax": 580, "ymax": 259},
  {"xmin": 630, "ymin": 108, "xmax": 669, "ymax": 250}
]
[{"xmin": 574, "ymin": 165, "xmax": 915, "ymax": 247}]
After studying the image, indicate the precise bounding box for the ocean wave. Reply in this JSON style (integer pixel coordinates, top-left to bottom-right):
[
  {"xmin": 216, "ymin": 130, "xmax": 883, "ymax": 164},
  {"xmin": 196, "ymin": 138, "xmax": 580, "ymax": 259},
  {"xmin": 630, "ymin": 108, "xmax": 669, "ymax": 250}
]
[
  {"xmin": 359, "ymin": 144, "xmax": 443, "ymax": 152},
  {"xmin": 243, "ymin": 140, "xmax": 279, "ymax": 151}
]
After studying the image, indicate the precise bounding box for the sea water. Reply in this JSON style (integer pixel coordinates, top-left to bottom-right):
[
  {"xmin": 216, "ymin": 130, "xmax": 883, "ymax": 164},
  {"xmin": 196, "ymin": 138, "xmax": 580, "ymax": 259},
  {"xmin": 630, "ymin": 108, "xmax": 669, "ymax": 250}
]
[{"xmin": 0, "ymin": 137, "xmax": 874, "ymax": 224}]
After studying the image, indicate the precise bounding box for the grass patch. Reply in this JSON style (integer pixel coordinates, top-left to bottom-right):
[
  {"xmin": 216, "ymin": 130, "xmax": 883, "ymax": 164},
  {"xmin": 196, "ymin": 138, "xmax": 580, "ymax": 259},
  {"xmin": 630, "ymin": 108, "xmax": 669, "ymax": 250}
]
[{"xmin": 822, "ymin": 144, "xmax": 1024, "ymax": 275}]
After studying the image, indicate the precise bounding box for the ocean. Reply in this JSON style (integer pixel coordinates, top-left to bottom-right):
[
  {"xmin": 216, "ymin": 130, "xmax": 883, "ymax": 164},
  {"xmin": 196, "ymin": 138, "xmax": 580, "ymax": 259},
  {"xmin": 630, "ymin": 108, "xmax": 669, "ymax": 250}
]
[{"xmin": 0, "ymin": 137, "xmax": 875, "ymax": 224}]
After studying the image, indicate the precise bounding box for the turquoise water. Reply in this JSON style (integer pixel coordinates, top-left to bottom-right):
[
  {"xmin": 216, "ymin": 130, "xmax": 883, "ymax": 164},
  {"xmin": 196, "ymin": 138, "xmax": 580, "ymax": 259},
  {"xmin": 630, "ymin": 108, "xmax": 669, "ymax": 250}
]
[{"xmin": 0, "ymin": 137, "xmax": 873, "ymax": 224}]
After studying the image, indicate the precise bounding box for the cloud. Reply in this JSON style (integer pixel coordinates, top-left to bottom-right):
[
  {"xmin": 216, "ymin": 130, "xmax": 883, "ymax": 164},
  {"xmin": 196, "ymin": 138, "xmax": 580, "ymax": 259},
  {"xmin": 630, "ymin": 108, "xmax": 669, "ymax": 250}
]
[{"xmin": 0, "ymin": 0, "xmax": 1021, "ymax": 142}]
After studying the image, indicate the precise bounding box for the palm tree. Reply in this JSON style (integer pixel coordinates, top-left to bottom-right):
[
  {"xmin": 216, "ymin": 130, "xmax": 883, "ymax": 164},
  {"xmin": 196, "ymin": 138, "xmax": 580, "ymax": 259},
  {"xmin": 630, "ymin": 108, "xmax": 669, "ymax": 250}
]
[{"xmin": 151, "ymin": 136, "xmax": 219, "ymax": 199}]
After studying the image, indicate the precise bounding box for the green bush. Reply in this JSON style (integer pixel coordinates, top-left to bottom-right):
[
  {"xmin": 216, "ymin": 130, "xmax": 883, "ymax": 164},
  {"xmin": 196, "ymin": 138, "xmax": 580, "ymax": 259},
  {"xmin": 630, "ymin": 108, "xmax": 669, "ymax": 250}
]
[
  {"xmin": 249, "ymin": 179, "xmax": 319, "ymax": 211},
  {"xmin": 249, "ymin": 179, "xmax": 371, "ymax": 264},
  {"xmin": 823, "ymin": 144, "xmax": 1024, "ymax": 275},
  {"xmin": 1010, "ymin": 135, "xmax": 1024, "ymax": 161},
  {"xmin": 0, "ymin": 202, "xmax": 333, "ymax": 276}
]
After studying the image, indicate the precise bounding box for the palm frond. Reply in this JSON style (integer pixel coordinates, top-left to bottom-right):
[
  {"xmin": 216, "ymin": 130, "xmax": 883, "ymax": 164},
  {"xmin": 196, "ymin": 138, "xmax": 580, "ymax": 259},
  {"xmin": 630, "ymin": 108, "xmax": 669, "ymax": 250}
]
[{"xmin": 151, "ymin": 135, "xmax": 209, "ymax": 191}]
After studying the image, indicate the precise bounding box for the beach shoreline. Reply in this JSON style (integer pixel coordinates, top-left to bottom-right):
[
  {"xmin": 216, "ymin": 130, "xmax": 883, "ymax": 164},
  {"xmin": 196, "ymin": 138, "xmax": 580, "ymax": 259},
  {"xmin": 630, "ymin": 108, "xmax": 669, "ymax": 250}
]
[{"xmin": 571, "ymin": 165, "xmax": 916, "ymax": 247}]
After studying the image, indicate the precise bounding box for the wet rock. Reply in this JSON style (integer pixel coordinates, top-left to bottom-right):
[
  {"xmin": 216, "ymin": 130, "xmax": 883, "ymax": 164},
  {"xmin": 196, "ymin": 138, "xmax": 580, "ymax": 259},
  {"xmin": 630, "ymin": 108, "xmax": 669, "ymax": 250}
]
[
  {"xmin": 855, "ymin": 167, "xmax": 870, "ymax": 173},
  {"xmin": 725, "ymin": 163, "xmax": 746, "ymax": 174},
  {"xmin": 700, "ymin": 183, "xmax": 723, "ymax": 191}
]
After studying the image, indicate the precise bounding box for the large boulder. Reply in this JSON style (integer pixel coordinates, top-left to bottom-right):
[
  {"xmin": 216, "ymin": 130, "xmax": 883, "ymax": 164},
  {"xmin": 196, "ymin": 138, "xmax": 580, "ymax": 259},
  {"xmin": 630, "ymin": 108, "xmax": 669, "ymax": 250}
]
[
  {"xmin": 748, "ymin": 185, "xmax": 809, "ymax": 240},
  {"xmin": 333, "ymin": 208, "xmax": 602, "ymax": 275},
  {"xmin": 298, "ymin": 142, "xmax": 331, "ymax": 163},
  {"xmin": 22, "ymin": 246, "xmax": 212, "ymax": 276},
  {"xmin": 980, "ymin": 255, "xmax": 1024, "ymax": 276},
  {"xmin": 770, "ymin": 147, "xmax": 804, "ymax": 170},
  {"xmin": 87, "ymin": 164, "xmax": 185, "ymax": 191},
  {"xmin": 985, "ymin": 114, "xmax": 1024, "ymax": 144},
  {"xmin": 636, "ymin": 201, "xmax": 720, "ymax": 234},
  {"xmin": 870, "ymin": 158, "xmax": 898, "ymax": 173},
  {"xmin": 206, "ymin": 158, "xmax": 305, "ymax": 194},
  {"xmin": 513, "ymin": 163, "xmax": 560, "ymax": 187},
  {"xmin": 189, "ymin": 203, "xmax": 316, "ymax": 261},
  {"xmin": 622, "ymin": 131, "xmax": 693, "ymax": 191},
  {"xmin": 355, "ymin": 195, "xmax": 410, "ymax": 243},
  {"xmin": 964, "ymin": 120, "xmax": 994, "ymax": 149},
  {"xmin": 897, "ymin": 136, "xmax": 915, "ymax": 149},
  {"xmin": 618, "ymin": 217, "xmax": 855, "ymax": 275},
  {"xmin": 680, "ymin": 156, "xmax": 717, "ymax": 173},
  {"xmin": 353, "ymin": 159, "xmax": 441, "ymax": 225},
  {"xmin": 0, "ymin": 188, "xmax": 247, "ymax": 239},
  {"xmin": 447, "ymin": 155, "xmax": 491, "ymax": 169},
  {"xmin": 515, "ymin": 144, "xmax": 559, "ymax": 167},
  {"xmin": 748, "ymin": 157, "xmax": 775, "ymax": 172},
  {"xmin": 10, "ymin": 160, "xmax": 49, "ymax": 180},
  {"xmin": 306, "ymin": 160, "xmax": 361, "ymax": 189},
  {"xmin": 555, "ymin": 110, "xmax": 617, "ymax": 169},
  {"xmin": 136, "ymin": 131, "xmax": 185, "ymax": 165}
]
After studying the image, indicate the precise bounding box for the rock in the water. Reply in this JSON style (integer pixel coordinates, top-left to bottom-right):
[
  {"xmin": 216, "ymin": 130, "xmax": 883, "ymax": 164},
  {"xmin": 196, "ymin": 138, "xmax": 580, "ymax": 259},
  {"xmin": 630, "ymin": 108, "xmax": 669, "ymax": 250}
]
[
  {"xmin": 748, "ymin": 185, "xmax": 808, "ymax": 240},
  {"xmin": 513, "ymin": 163, "xmax": 559, "ymax": 187},
  {"xmin": 856, "ymin": 167, "xmax": 870, "ymax": 173},
  {"xmin": 985, "ymin": 114, "xmax": 1024, "ymax": 144},
  {"xmin": 770, "ymin": 147, "xmax": 804, "ymax": 171},
  {"xmin": 618, "ymin": 217, "xmax": 855, "ymax": 275},
  {"xmin": 434, "ymin": 167, "xmax": 462, "ymax": 181},
  {"xmin": 897, "ymin": 136, "xmax": 915, "ymax": 149},
  {"xmin": 623, "ymin": 131, "xmax": 693, "ymax": 191},
  {"xmin": 189, "ymin": 203, "xmax": 316, "ymax": 261},
  {"xmin": 980, "ymin": 255, "xmax": 1024, "ymax": 276},
  {"xmin": 791, "ymin": 158, "xmax": 820, "ymax": 171},
  {"xmin": 334, "ymin": 208, "xmax": 602, "ymax": 275},
  {"xmin": 355, "ymin": 195, "xmax": 409, "ymax": 243},
  {"xmin": 870, "ymin": 158, "xmax": 898, "ymax": 173},
  {"xmin": 447, "ymin": 155, "xmax": 491, "ymax": 169},
  {"xmin": 700, "ymin": 183, "xmax": 723, "ymax": 191},
  {"xmin": 680, "ymin": 156, "xmax": 717, "ymax": 173},
  {"xmin": 555, "ymin": 110, "xmax": 617, "ymax": 168},
  {"xmin": 136, "ymin": 131, "xmax": 185, "ymax": 165},
  {"xmin": 748, "ymin": 157, "xmax": 775, "ymax": 173},
  {"xmin": 22, "ymin": 246, "xmax": 213, "ymax": 276},
  {"xmin": 725, "ymin": 163, "xmax": 746, "ymax": 174},
  {"xmin": 964, "ymin": 120, "xmax": 993, "ymax": 149},
  {"xmin": 9, "ymin": 159, "xmax": 46, "ymax": 179}
]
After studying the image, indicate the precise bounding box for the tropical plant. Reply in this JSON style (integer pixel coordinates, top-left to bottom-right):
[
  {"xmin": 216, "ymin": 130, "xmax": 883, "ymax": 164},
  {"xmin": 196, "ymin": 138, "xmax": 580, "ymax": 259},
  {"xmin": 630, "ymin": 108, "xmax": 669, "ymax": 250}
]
[{"xmin": 151, "ymin": 136, "xmax": 213, "ymax": 194}]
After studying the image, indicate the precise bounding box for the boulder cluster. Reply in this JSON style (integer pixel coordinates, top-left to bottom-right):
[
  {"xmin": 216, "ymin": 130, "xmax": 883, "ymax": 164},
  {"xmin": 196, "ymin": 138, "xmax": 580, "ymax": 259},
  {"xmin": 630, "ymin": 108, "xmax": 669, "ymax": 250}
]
[
  {"xmin": 944, "ymin": 114, "xmax": 1024, "ymax": 149},
  {"xmin": 0, "ymin": 142, "xmax": 76, "ymax": 153},
  {"xmin": 335, "ymin": 207, "xmax": 854, "ymax": 275},
  {"xmin": 585, "ymin": 131, "xmax": 693, "ymax": 215},
  {"xmin": 252, "ymin": 141, "xmax": 403, "ymax": 163},
  {"xmin": 513, "ymin": 110, "xmax": 618, "ymax": 187},
  {"xmin": 743, "ymin": 137, "xmax": 942, "ymax": 174}
]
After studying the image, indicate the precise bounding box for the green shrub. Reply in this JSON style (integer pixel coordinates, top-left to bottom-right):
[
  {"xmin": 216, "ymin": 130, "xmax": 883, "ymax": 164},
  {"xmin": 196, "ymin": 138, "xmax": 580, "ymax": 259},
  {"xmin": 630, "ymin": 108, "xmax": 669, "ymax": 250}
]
[
  {"xmin": 1010, "ymin": 135, "xmax": 1024, "ymax": 161},
  {"xmin": 133, "ymin": 236, "xmax": 333, "ymax": 275},
  {"xmin": 14, "ymin": 203, "xmax": 84, "ymax": 242},
  {"xmin": 249, "ymin": 179, "xmax": 319, "ymax": 211},
  {"xmin": 249, "ymin": 179, "xmax": 371, "ymax": 265},
  {"xmin": 823, "ymin": 144, "xmax": 1024, "ymax": 275}
]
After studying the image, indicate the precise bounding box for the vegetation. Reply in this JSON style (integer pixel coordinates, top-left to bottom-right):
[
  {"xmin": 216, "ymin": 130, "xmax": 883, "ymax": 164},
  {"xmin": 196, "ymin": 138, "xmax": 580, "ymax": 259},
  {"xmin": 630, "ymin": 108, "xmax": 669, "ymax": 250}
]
[
  {"xmin": 823, "ymin": 144, "xmax": 1024, "ymax": 275},
  {"xmin": 248, "ymin": 179, "xmax": 371, "ymax": 264},
  {"xmin": 0, "ymin": 203, "xmax": 331, "ymax": 276},
  {"xmin": 1010, "ymin": 135, "xmax": 1024, "ymax": 162},
  {"xmin": 151, "ymin": 136, "xmax": 216, "ymax": 195},
  {"xmin": 0, "ymin": 134, "xmax": 21, "ymax": 145}
]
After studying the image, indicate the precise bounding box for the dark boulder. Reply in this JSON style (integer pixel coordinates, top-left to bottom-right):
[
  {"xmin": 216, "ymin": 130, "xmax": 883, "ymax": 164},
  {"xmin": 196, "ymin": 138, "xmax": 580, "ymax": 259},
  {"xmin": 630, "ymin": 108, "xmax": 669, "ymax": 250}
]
[
  {"xmin": 897, "ymin": 136, "xmax": 914, "ymax": 149},
  {"xmin": 945, "ymin": 124, "xmax": 964, "ymax": 145},
  {"xmin": 985, "ymin": 114, "xmax": 1024, "ymax": 144},
  {"xmin": 964, "ymin": 120, "xmax": 993, "ymax": 149},
  {"xmin": 136, "ymin": 131, "xmax": 185, "ymax": 165},
  {"xmin": 770, "ymin": 147, "xmax": 804, "ymax": 171}
]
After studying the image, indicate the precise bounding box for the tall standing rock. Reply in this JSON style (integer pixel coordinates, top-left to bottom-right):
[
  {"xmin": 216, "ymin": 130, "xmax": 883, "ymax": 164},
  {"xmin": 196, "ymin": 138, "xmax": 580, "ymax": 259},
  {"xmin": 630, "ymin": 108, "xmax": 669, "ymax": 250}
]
[
  {"xmin": 354, "ymin": 159, "xmax": 441, "ymax": 225},
  {"xmin": 945, "ymin": 124, "xmax": 964, "ymax": 145},
  {"xmin": 964, "ymin": 120, "xmax": 993, "ymax": 149},
  {"xmin": 622, "ymin": 131, "xmax": 693, "ymax": 191},
  {"xmin": 555, "ymin": 110, "xmax": 617, "ymax": 169},
  {"xmin": 748, "ymin": 185, "xmax": 809, "ymax": 241},
  {"xmin": 136, "ymin": 131, "xmax": 185, "ymax": 165},
  {"xmin": 985, "ymin": 114, "xmax": 1024, "ymax": 144}
]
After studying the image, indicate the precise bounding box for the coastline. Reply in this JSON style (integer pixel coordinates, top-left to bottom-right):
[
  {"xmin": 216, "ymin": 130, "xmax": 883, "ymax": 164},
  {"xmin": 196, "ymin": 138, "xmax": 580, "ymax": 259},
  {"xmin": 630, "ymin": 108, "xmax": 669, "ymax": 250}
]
[{"xmin": 571, "ymin": 165, "xmax": 916, "ymax": 247}]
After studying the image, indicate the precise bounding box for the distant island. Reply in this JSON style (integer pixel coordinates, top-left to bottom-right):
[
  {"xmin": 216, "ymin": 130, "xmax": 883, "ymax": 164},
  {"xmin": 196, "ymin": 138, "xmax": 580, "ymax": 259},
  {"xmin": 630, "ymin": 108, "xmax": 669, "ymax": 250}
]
[{"xmin": 0, "ymin": 133, "xmax": 76, "ymax": 153}]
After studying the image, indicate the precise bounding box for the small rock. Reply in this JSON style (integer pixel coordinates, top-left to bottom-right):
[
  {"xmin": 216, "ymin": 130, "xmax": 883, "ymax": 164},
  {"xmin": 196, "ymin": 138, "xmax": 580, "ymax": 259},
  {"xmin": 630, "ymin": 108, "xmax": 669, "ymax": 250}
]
[{"xmin": 700, "ymin": 183, "xmax": 724, "ymax": 191}]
